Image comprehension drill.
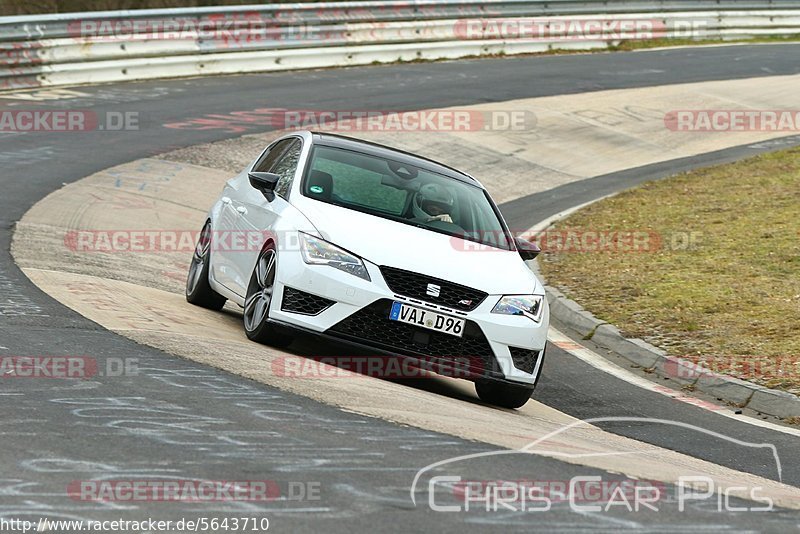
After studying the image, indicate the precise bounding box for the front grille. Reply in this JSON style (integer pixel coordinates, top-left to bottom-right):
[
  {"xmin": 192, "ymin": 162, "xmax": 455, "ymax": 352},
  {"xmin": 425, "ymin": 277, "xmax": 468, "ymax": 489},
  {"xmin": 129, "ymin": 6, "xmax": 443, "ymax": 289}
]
[
  {"xmin": 328, "ymin": 299, "xmax": 500, "ymax": 376},
  {"xmin": 379, "ymin": 266, "xmax": 487, "ymax": 311},
  {"xmin": 509, "ymin": 347, "xmax": 540, "ymax": 374},
  {"xmin": 281, "ymin": 287, "xmax": 335, "ymax": 315}
]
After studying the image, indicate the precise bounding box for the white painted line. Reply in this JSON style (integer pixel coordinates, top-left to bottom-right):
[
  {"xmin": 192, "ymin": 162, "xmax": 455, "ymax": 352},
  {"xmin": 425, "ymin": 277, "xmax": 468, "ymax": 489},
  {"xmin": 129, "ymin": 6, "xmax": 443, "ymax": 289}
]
[{"xmin": 548, "ymin": 327, "xmax": 800, "ymax": 438}]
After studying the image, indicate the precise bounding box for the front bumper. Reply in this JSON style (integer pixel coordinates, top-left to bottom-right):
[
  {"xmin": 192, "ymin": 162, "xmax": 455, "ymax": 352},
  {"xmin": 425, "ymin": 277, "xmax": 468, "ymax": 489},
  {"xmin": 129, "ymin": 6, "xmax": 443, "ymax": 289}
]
[{"xmin": 269, "ymin": 249, "xmax": 549, "ymax": 385}]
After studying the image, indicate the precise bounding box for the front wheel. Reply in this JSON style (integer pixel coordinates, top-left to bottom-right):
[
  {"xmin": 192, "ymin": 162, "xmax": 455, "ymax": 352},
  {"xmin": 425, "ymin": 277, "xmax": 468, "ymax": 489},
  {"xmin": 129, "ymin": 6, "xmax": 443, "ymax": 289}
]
[
  {"xmin": 243, "ymin": 244, "xmax": 293, "ymax": 348},
  {"xmin": 475, "ymin": 380, "xmax": 535, "ymax": 409},
  {"xmin": 186, "ymin": 220, "xmax": 226, "ymax": 311}
]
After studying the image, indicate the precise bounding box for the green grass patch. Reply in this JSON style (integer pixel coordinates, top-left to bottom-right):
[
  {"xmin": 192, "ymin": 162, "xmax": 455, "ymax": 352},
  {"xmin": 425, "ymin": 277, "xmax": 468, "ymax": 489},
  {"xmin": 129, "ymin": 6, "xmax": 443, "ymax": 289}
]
[
  {"xmin": 538, "ymin": 147, "xmax": 800, "ymax": 395},
  {"xmin": 610, "ymin": 34, "xmax": 800, "ymax": 51}
]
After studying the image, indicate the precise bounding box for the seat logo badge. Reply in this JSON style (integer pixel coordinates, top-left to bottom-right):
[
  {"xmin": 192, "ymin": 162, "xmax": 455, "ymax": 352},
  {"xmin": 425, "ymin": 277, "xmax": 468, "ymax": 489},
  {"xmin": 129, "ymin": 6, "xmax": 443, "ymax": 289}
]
[{"xmin": 426, "ymin": 284, "xmax": 441, "ymax": 297}]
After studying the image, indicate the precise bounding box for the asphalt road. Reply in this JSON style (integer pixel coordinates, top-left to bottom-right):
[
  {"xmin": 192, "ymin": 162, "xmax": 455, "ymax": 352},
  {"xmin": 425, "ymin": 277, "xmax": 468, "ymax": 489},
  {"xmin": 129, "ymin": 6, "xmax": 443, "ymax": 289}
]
[{"xmin": 2, "ymin": 45, "xmax": 800, "ymax": 531}]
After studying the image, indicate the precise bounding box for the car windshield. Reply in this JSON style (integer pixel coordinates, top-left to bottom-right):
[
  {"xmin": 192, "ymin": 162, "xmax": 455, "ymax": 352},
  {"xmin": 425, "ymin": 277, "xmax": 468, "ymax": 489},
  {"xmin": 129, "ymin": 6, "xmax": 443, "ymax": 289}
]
[{"xmin": 302, "ymin": 145, "xmax": 512, "ymax": 250}]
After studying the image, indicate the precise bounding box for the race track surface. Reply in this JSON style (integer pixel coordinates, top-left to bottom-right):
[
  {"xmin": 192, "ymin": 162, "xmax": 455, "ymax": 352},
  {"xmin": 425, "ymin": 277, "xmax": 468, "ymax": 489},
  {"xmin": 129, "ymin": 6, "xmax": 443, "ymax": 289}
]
[{"xmin": 3, "ymin": 45, "xmax": 800, "ymax": 530}]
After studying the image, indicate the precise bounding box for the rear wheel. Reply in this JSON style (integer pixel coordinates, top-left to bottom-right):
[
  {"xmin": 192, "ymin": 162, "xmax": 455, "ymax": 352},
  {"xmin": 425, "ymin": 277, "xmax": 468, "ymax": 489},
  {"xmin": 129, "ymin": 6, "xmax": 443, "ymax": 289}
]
[
  {"xmin": 186, "ymin": 220, "xmax": 226, "ymax": 311},
  {"xmin": 243, "ymin": 244, "xmax": 293, "ymax": 348},
  {"xmin": 475, "ymin": 380, "xmax": 535, "ymax": 409}
]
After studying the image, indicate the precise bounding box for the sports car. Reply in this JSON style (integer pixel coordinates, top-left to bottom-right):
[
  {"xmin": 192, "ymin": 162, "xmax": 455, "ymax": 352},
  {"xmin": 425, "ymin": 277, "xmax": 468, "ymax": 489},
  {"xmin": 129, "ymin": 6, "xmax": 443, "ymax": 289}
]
[{"xmin": 186, "ymin": 131, "xmax": 548, "ymax": 408}]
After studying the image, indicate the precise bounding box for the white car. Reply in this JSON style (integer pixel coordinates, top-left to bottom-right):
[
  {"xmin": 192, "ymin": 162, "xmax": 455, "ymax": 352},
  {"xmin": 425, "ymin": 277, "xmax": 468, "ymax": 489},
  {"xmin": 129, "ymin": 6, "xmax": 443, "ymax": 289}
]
[{"xmin": 186, "ymin": 131, "xmax": 548, "ymax": 408}]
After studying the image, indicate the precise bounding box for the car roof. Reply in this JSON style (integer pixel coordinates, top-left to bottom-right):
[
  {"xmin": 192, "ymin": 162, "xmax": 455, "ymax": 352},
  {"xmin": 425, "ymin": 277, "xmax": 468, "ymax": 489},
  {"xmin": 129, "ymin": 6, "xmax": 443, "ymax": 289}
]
[{"xmin": 309, "ymin": 132, "xmax": 480, "ymax": 187}]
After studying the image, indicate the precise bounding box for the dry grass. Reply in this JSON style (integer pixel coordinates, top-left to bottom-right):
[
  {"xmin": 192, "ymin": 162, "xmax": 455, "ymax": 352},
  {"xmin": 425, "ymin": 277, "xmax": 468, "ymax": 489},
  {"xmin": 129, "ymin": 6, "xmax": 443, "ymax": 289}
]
[
  {"xmin": 539, "ymin": 147, "xmax": 800, "ymax": 395},
  {"xmin": 610, "ymin": 34, "xmax": 800, "ymax": 51},
  {"xmin": 0, "ymin": 0, "xmax": 319, "ymax": 16}
]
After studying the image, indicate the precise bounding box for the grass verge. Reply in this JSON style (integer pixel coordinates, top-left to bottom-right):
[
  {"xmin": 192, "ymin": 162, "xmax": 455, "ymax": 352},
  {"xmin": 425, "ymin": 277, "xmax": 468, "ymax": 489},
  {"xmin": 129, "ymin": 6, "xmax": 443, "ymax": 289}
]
[
  {"xmin": 610, "ymin": 34, "xmax": 800, "ymax": 51},
  {"xmin": 538, "ymin": 147, "xmax": 800, "ymax": 395}
]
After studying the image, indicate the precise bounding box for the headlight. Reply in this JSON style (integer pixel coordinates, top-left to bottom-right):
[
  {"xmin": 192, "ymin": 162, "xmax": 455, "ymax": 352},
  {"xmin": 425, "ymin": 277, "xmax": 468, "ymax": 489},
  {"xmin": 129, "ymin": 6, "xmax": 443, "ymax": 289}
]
[
  {"xmin": 299, "ymin": 233, "xmax": 370, "ymax": 281},
  {"xmin": 492, "ymin": 295, "xmax": 545, "ymax": 322}
]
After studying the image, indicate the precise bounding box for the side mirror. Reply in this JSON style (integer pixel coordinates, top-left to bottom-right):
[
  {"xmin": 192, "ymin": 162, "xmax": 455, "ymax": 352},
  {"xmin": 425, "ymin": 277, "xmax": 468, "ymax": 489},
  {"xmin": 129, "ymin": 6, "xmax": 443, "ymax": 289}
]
[
  {"xmin": 515, "ymin": 236, "xmax": 541, "ymax": 261},
  {"xmin": 248, "ymin": 172, "xmax": 280, "ymax": 200}
]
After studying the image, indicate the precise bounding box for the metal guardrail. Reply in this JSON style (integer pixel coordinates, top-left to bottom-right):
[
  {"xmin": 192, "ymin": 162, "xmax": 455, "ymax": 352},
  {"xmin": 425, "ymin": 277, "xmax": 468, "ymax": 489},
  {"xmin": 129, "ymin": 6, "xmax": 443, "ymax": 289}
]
[{"xmin": 1, "ymin": 0, "xmax": 799, "ymax": 90}]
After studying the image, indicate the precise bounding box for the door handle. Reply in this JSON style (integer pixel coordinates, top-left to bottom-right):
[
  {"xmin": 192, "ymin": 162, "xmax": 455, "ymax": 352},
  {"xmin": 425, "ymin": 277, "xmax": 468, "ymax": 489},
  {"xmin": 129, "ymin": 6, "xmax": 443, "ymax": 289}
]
[
  {"xmin": 221, "ymin": 196, "xmax": 231, "ymax": 204},
  {"xmin": 236, "ymin": 206, "xmax": 248, "ymax": 215}
]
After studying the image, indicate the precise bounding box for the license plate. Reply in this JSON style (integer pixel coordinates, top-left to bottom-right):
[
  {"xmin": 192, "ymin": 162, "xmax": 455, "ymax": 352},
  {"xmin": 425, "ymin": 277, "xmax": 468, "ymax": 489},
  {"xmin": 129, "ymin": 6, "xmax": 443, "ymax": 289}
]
[{"xmin": 389, "ymin": 301, "xmax": 465, "ymax": 337}]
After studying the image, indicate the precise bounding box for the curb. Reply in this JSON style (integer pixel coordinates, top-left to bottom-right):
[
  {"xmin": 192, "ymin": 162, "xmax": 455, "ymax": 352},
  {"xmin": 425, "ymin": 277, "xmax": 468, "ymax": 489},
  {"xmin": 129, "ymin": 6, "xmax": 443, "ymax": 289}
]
[{"xmin": 539, "ymin": 275, "xmax": 800, "ymax": 420}]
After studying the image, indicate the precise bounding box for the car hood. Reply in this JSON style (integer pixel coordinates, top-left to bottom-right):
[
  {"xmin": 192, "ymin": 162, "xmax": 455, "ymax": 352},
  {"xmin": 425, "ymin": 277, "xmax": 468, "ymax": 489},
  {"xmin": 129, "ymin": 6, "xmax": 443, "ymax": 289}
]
[{"xmin": 296, "ymin": 199, "xmax": 542, "ymax": 295}]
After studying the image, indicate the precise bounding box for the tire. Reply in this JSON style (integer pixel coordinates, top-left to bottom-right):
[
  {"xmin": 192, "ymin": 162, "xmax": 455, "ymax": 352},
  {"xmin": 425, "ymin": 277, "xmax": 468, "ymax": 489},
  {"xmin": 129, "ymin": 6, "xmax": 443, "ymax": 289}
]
[
  {"xmin": 475, "ymin": 380, "xmax": 535, "ymax": 409},
  {"xmin": 243, "ymin": 243, "xmax": 293, "ymax": 348},
  {"xmin": 186, "ymin": 220, "xmax": 226, "ymax": 311}
]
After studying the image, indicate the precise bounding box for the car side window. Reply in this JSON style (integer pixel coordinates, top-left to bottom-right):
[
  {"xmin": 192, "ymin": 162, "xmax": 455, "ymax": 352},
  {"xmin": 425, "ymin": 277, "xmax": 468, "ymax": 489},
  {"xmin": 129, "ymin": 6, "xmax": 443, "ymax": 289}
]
[
  {"xmin": 252, "ymin": 139, "xmax": 295, "ymax": 173},
  {"xmin": 268, "ymin": 140, "xmax": 302, "ymax": 199}
]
